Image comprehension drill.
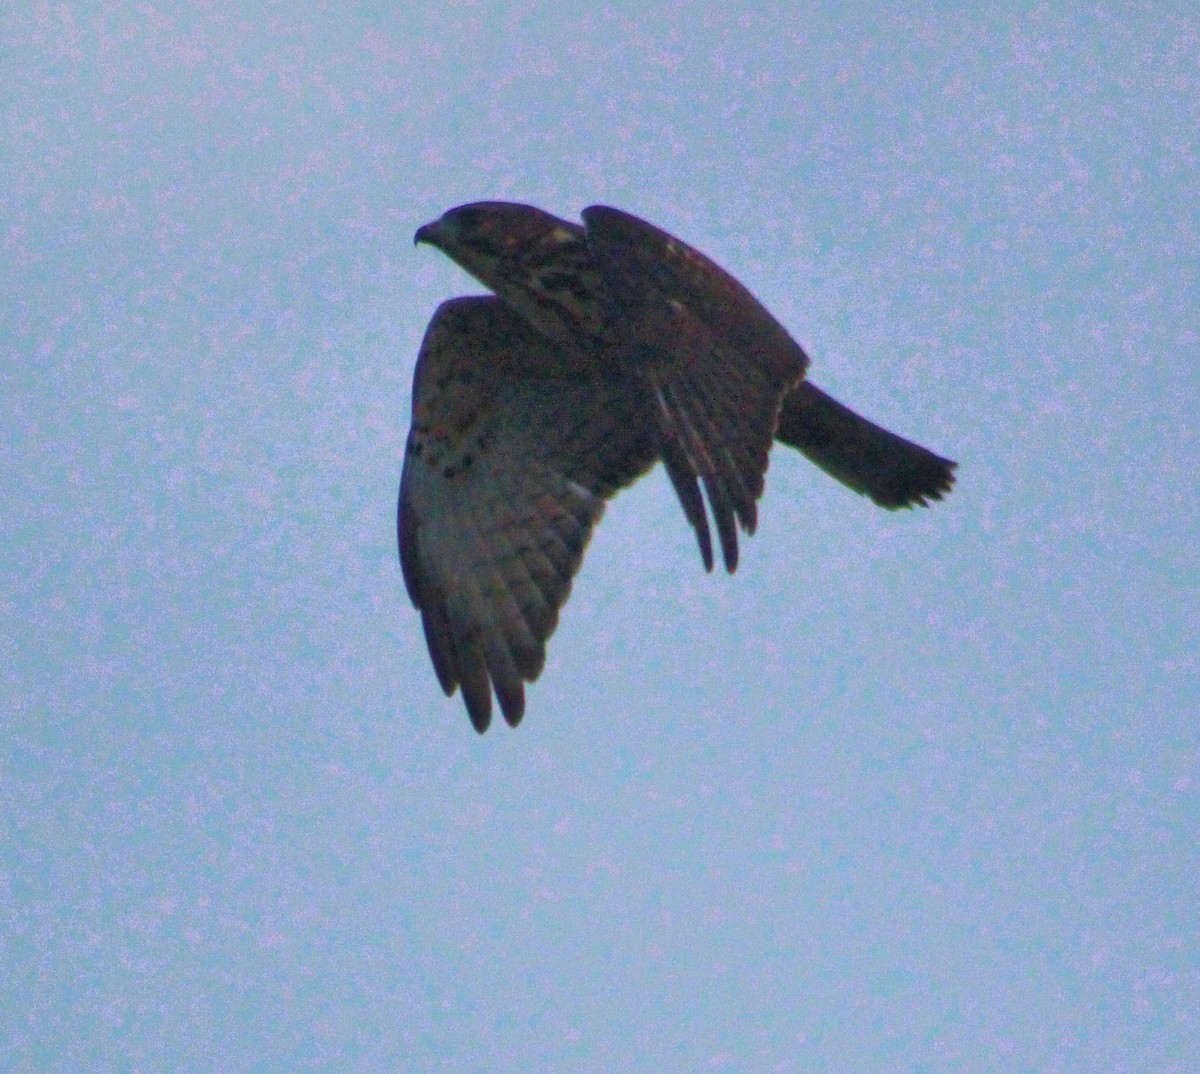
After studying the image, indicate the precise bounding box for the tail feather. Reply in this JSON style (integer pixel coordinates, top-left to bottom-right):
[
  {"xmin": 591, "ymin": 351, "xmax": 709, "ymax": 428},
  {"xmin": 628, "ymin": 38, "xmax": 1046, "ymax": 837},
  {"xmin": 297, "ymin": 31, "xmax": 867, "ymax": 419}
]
[{"xmin": 776, "ymin": 381, "xmax": 956, "ymax": 509}]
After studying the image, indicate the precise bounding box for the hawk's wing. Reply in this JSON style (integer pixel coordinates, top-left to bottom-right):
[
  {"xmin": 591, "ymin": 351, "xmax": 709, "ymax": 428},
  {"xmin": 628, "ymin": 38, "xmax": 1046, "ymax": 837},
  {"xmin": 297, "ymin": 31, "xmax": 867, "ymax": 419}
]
[
  {"xmin": 398, "ymin": 296, "xmax": 655, "ymax": 732},
  {"xmin": 582, "ymin": 206, "xmax": 808, "ymax": 573}
]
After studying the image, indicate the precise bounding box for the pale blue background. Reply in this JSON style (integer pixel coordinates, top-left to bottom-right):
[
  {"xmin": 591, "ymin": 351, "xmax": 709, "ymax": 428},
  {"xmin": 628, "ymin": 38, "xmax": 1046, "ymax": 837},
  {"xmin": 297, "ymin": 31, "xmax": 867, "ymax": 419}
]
[{"xmin": 3, "ymin": 3, "xmax": 1197, "ymax": 1072}]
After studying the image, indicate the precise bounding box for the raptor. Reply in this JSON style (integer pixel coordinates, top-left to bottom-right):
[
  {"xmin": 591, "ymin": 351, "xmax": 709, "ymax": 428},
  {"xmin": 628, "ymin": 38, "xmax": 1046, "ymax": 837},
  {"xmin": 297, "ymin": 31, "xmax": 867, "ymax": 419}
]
[{"xmin": 401, "ymin": 202, "xmax": 955, "ymax": 731}]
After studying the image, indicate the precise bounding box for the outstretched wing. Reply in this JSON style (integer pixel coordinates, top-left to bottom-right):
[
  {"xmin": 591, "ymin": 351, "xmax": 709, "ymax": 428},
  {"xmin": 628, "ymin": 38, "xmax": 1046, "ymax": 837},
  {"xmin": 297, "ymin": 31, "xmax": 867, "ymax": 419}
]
[
  {"xmin": 582, "ymin": 206, "xmax": 807, "ymax": 573},
  {"xmin": 399, "ymin": 297, "xmax": 655, "ymax": 732}
]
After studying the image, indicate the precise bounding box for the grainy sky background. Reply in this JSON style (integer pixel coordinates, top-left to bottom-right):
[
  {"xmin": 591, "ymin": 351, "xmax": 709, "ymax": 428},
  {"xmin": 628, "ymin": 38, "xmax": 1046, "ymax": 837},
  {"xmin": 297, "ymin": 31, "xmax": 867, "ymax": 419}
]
[{"xmin": 4, "ymin": 3, "xmax": 1198, "ymax": 1072}]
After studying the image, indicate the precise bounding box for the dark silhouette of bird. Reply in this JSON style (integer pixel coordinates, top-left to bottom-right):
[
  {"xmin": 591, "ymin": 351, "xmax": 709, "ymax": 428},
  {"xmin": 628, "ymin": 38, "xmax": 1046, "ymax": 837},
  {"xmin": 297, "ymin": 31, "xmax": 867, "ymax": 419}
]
[{"xmin": 401, "ymin": 202, "xmax": 955, "ymax": 731}]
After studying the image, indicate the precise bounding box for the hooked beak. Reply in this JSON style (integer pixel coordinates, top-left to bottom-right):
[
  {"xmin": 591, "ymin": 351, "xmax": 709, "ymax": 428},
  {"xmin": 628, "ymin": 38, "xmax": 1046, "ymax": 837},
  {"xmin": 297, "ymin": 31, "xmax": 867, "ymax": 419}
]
[{"xmin": 413, "ymin": 219, "xmax": 443, "ymax": 247}]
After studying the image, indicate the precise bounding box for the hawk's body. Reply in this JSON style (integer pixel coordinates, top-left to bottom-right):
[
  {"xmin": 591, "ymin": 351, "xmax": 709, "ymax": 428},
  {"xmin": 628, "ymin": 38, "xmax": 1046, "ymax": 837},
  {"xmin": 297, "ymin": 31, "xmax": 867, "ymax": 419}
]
[{"xmin": 401, "ymin": 203, "xmax": 955, "ymax": 731}]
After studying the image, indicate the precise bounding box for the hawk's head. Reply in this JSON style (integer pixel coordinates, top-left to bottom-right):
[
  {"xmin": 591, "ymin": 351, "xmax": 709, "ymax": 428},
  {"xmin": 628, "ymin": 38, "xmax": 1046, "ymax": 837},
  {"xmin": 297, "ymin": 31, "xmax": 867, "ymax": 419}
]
[
  {"xmin": 415, "ymin": 202, "xmax": 583, "ymax": 282},
  {"xmin": 415, "ymin": 202, "xmax": 608, "ymax": 346}
]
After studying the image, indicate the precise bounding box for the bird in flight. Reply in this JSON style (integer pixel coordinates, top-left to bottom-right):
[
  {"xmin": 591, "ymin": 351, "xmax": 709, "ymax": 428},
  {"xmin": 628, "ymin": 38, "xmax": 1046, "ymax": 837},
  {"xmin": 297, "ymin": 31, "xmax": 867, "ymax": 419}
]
[{"xmin": 401, "ymin": 202, "xmax": 955, "ymax": 732}]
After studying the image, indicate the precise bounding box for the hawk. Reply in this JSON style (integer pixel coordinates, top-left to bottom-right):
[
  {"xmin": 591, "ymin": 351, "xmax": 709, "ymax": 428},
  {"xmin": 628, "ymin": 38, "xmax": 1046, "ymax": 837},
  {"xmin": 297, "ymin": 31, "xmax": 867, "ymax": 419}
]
[{"xmin": 400, "ymin": 202, "xmax": 955, "ymax": 732}]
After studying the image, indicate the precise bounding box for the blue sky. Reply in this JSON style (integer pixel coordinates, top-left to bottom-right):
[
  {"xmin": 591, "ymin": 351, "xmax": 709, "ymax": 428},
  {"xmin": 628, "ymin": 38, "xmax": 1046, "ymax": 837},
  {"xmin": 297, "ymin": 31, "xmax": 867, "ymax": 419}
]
[{"xmin": 3, "ymin": 3, "xmax": 1197, "ymax": 1071}]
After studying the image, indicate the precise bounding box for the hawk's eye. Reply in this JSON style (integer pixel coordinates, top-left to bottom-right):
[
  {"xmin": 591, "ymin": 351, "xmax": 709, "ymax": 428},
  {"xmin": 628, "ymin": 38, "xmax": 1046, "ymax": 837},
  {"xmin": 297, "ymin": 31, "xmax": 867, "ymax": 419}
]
[
  {"xmin": 467, "ymin": 235, "xmax": 505, "ymax": 260},
  {"xmin": 447, "ymin": 208, "xmax": 514, "ymax": 259}
]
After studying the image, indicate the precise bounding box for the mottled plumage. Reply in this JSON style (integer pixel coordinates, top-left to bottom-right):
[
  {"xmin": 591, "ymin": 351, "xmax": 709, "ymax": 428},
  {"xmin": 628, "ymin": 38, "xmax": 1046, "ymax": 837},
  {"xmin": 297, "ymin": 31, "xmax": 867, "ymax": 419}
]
[{"xmin": 401, "ymin": 202, "xmax": 955, "ymax": 731}]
